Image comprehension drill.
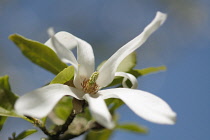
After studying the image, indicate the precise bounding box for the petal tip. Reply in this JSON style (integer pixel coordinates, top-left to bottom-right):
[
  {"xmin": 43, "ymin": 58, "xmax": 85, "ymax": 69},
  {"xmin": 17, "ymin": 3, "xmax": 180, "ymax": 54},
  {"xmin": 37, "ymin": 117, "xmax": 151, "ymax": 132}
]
[
  {"xmin": 169, "ymin": 111, "xmax": 177, "ymax": 125},
  {"xmin": 156, "ymin": 11, "xmax": 167, "ymax": 25},
  {"xmin": 106, "ymin": 121, "xmax": 115, "ymax": 129},
  {"xmin": 160, "ymin": 110, "xmax": 177, "ymax": 125},
  {"xmin": 47, "ymin": 27, "xmax": 55, "ymax": 36}
]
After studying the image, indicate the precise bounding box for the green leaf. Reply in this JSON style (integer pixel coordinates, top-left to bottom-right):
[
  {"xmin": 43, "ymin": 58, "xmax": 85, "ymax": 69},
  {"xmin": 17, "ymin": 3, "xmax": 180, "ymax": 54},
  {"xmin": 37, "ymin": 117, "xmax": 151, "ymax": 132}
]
[
  {"xmin": 117, "ymin": 123, "xmax": 148, "ymax": 134},
  {"xmin": 85, "ymin": 129, "xmax": 113, "ymax": 140},
  {"xmin": 0, "ymin": 75, "xmax": 11, "ymax": 91},
  {"xmin": 53, "ymin": 96, "xmax": 73, "ymax": 120},
  {"xmin": 106, "ymin": 77, "xmax": 122, "ymax": 87},
  {"xmin": 0, "ymin": 75, "xmax": 19, "ymax": 130},
  {"xmin": 116, "ymin": 52, "xmax": 137, "ymax": 72},
  {"xmin": 77, "ymin": 107, "xmax": 92, "ymax": 121},
  {"xmin": 131, "ymin": 66, "xmax": 167, "ymax": 77},
  {"xmin": 15, "ymin": 129, "xmax": 37, "ymax": 140},
  {"xmin": 0, "ymin": 107, "xmax": 30, "ymax": 123},
  {"xmin": 109, "ymin": 99, "xmax": 124, "ymax": 114},
  {"xmin": 97, "ymin": 52, "xmax": 137, "ymax": 72},
  {"xmin": 0, "ymin": 75, "xmax": 18, "ymax": 109},
  {"xmin": 0, "ymin": 107, "xmax": 22, "ymax": 118},
  {"xmin": 50, "ymin": 66, "xmax": 74, "ymax": 84},
  {"xmin": 9, "ymin": 34, "xmax": 67, "ymax": 75},
  {"xmin": 101, "ymin": 52, "xmax": 137, "ymax": 87},
  {"xmin": 105, "ymin": 98, "xmax": 124, "ymax": 114}
]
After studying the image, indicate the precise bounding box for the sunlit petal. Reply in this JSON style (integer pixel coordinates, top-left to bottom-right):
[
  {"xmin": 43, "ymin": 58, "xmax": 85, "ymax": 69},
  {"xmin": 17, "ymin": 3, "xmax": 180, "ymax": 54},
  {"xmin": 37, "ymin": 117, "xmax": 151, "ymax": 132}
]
[
  {"xmin": 15, "ymin": 84, "xmax": 84, "ymax": 118},
  {"xmin": 115, "ymin": 72, "xmax": 138, "ymax": 89},
  {"xmin": 83, "ymin": 94, "xmax": 115, "ymax": 129},
  {"xmin": 45, "ymin": 29, "xmax": 78, "ymax": 70},
  {"xmin": 97, "ymin": 12, "xmax": 167, "ymax": 87},
  {"xmin": 73, "ymin": 36, "xmax": 95, "ymax": 89},
  {"xmin": 45, "ymin": 29, "xmax": 95, "ymax": 89},
  {"xmin": 76, "ymin": 37, "xmax": 95, "ymax": 79},
  {"xmin": 46, "ymin": 28, "xmax": 78, "ymax": 51},
  {"xmin": 99, "ymin": 88, "xmax": 176, "ymax": 125}
]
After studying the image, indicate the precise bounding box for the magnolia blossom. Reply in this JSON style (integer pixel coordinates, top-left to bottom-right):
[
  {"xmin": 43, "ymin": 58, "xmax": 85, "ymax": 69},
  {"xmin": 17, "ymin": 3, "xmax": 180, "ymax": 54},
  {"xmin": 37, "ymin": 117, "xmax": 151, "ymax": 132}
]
[{"xmin": 15, "ymin": 12, "xmax": 176, "ymax": 129}]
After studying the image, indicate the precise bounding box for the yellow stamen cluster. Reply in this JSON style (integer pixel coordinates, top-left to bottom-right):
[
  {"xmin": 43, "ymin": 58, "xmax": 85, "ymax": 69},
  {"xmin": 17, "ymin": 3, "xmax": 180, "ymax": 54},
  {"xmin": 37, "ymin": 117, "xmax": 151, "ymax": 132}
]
[{"xmin": 81, "ymin": 72, "xmax": 99, "ymax": 95}]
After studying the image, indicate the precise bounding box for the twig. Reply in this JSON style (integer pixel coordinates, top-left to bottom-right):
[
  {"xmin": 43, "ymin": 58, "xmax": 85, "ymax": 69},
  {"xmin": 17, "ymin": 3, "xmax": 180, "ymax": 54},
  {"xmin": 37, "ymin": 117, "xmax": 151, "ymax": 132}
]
[
  {"xmin": 26, "ymin": 110, "xmax": 76, "ymax": 140},
  {"xmin": 49, "ymin": 99, "xmax": 86, "ymax": 139},
  {"xmin": 59, "ymin": 121, "xmax": 104, "ymax": 140},
  {"xmin": 26, "ymin": 99, "xmax": 91, "ymax": 140},
  {"xmin": 49, "ymin": 110, "xmax": 76, "ymax": 139},
  {"xmin": 25, "ymin": 116, "xmax": 52, "ymax": 136}
]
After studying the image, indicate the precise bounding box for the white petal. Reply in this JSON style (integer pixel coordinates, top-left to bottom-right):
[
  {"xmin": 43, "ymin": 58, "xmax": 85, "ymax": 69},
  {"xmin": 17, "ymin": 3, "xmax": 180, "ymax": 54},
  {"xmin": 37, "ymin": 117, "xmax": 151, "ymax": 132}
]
[
  {"xmin": 73, "ymin": 36, "xmax": 95, "ymax": 89},
  {"xmin": 99, "ymin": 88, "xmax": 176, "ymax": 125},
  {"xmin": 46, "ymin": 28, "xmax": 78, "ymax": 51},
  {"xmin": 45, "ymin": 29, "xmax": 95, "ymax": 89},
  {"xmin": 83, "ymin": 94, "xmax": 115, "ymax": 129},
  {"xmin": 15, "ymin": 84, "xmax": 84, "ymax": 118},
  {"xmin": 115, "ymin": 72, "xmax": 138, "ymax": 89},
  {"xmin": 97, "ymin": 12, "xmax": 167, "ymax": 87},
  {"xmin": 45, "ymin": 30, "xmax": 78, "ymax": 70},
  {"xmin": 76, "ymin": 37, "xmax": 95, "ymax": 79}
]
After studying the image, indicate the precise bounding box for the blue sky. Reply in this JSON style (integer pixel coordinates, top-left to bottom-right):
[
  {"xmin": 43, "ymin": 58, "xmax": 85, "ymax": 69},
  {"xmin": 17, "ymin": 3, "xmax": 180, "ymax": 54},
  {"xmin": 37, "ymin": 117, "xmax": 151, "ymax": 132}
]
[{"xmin": 0, "ymin": 0, "xmax": 210, "ymax": 140}]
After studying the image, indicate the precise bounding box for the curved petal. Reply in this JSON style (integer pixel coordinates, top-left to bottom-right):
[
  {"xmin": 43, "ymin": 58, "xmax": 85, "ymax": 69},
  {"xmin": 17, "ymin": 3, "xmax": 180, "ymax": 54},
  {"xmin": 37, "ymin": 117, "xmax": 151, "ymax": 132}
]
[
  {"xmin": 76, "ymin": 37, "xmax": 95, "ymax": 79},
  {"xmin": 97, "ymin": 12, "xmax": 167, "ymax": 87},
  {"xmin": 73, "ymin": 36, "xmax": 95, "ymax": 89},
  {"xmin": 15, "ymin": 84, "xmax": 84, "ymax": 118},
  {"xmin": 46, "ymin": 28, "xmax": 78, "ymax": 51},
  {"xmin": 99, "ymin": 88, "xmax": 176, "ymax": 125},
  {"xmin": 45, "ymin": 29, "xmax": 78, "ymax": 70},
  {"xmin": 45, "ymin": 29, "xmax": 95, "ymax": 89},
  {"xmin": 83, "ymin": 94, "xmax": 114, "ymax": 129},
  {"xmin": 115, "ymin": 72, "xmax": 138, "ymax": 89}
]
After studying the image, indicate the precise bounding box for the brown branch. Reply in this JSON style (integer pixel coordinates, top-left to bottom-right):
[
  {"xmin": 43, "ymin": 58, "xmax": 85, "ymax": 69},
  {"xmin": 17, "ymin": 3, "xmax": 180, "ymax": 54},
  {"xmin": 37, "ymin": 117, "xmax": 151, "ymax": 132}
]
[
  {"xmin": 26, "ymin": 98, "xmax": 90, "ymax": 140},
  {"xmin": 25, "ymin": 116, "xmax": 53, "ymax": 136},
  {"xmin": 49, "ymin": 99, "xmax": 86, "ymax": 140},
  {"xmin": 59, "ymin": 121, "xmax": 105, "ymax": 140},
  {"xmin": 49, "ymin": 110, "xmax": 76, "ymax": 139}
]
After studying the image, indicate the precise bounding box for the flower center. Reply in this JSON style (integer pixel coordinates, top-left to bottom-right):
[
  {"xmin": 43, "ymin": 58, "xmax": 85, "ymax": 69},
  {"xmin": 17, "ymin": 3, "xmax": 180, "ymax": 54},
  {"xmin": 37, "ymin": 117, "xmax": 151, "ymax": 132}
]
[{"xmin": 81, "ymin": 72, "xmax": 99, "ymax": 95}]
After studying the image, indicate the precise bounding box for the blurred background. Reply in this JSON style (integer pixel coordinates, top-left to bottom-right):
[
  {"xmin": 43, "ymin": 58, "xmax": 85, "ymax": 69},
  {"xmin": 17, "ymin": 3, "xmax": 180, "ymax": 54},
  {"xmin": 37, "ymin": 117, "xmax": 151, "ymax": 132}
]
[{"xmin": 0, "ymin": 0, "xmax": 209, "ymax": 140}]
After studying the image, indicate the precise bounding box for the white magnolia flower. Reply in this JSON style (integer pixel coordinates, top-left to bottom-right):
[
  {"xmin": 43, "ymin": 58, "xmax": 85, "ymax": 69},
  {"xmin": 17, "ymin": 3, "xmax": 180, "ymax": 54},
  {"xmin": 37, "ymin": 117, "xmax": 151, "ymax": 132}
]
[{"xmin": 15, "ymin": 12, "xmax": 176, "ymax": 129}]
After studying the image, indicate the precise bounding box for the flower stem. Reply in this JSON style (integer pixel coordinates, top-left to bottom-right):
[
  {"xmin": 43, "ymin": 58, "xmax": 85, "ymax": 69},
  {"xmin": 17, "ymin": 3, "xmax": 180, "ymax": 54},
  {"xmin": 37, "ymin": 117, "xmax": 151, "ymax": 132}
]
[
  {"xmin": 25, "ymin": 116, "xmax": 52, "ymax": 136},
  {"xmin": 49, "ymin": 109, "xmax": 76, "ymax": 139},
  {"xmin": 59, "ymin": 121, "xmax": 104, "ymax": 140},
  {"xmin": 26, "ymin": 99, "xmax": 92, "ymax": 140}
]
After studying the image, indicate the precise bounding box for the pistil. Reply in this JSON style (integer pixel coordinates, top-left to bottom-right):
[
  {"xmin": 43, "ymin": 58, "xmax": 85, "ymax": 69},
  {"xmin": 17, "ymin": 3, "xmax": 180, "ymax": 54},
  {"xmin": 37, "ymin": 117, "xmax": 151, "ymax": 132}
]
[{"xmin": 81, "ymin": 72, "xmax": 99, "ymax": 94}]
